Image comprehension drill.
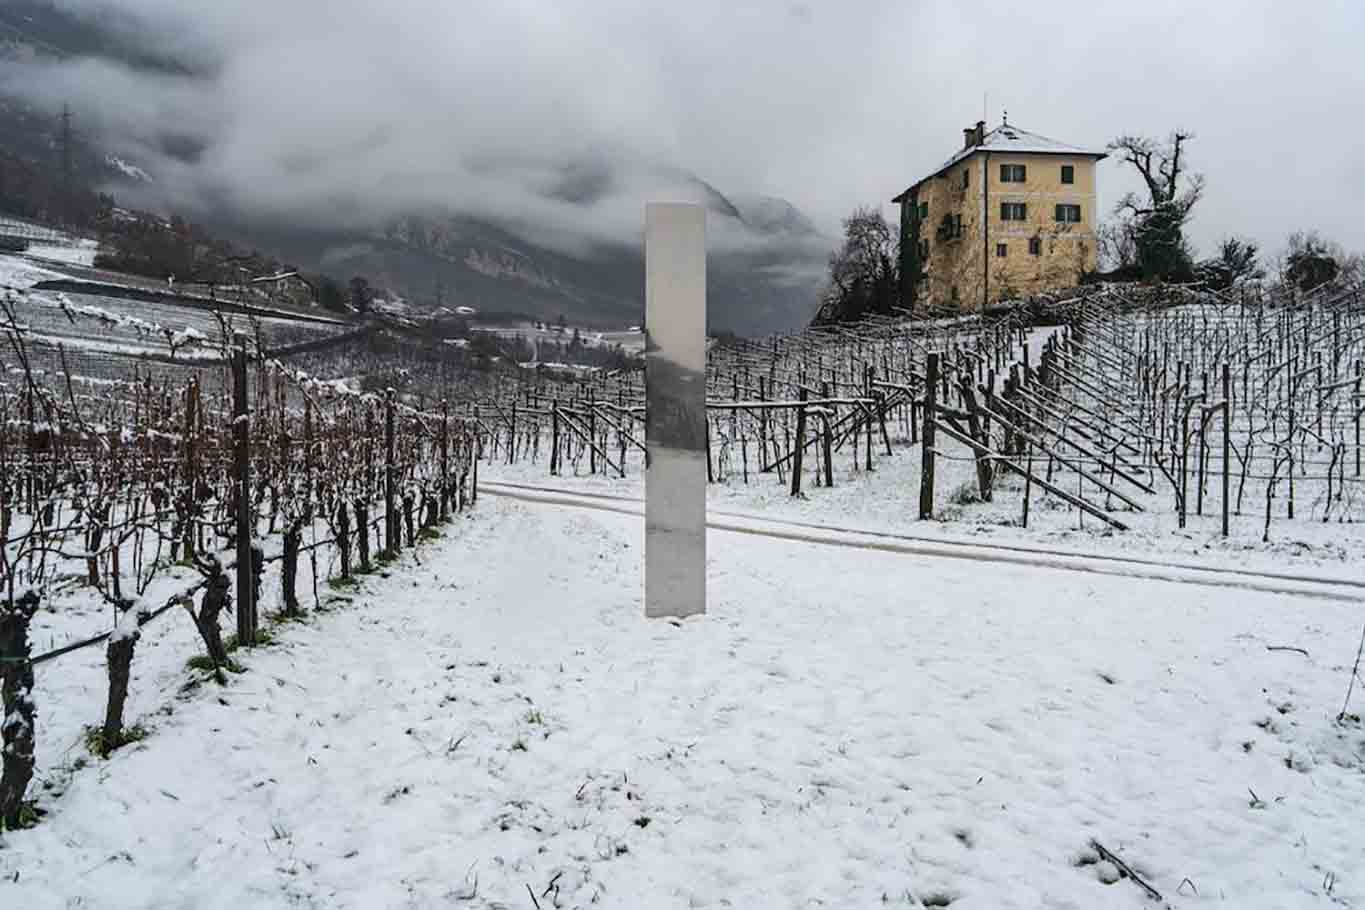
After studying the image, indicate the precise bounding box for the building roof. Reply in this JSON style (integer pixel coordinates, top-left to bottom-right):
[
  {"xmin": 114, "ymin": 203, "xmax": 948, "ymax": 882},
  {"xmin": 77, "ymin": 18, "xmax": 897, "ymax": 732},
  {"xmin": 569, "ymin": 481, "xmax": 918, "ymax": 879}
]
[{"xmin": 892, "ymin": 121, "xmax": 1107, "ymax": 202}]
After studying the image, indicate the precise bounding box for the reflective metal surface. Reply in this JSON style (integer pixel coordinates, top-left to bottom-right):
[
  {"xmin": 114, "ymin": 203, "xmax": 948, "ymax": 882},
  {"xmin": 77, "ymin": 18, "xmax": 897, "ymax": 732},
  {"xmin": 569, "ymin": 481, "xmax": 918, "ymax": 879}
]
[{"xmin": 644, "ymin": 203, "xmax": 707, "ymax": 619}]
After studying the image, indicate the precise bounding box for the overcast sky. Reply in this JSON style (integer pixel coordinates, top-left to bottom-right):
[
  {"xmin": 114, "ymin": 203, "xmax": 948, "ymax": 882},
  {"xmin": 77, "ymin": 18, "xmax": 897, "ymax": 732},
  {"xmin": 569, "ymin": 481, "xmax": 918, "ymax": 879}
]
[{"xmin": 10, "ymin": 0, "xmax": 1365, "ymax": 259}]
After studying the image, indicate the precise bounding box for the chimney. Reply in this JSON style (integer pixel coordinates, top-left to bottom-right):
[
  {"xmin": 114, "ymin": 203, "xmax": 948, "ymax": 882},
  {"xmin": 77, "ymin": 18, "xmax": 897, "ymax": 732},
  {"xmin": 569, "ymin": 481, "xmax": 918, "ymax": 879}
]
[{"xmin": 963, "ymin": 120, "xmax": 987, "ymax": 149}]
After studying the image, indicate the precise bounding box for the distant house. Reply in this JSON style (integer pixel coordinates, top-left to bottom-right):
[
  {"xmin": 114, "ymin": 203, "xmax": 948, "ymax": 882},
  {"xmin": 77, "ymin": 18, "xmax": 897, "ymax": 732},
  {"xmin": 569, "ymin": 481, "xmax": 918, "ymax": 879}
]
[{"xmin": 893, "ymin": 118, "xmax": 1106, "ymax": 313}]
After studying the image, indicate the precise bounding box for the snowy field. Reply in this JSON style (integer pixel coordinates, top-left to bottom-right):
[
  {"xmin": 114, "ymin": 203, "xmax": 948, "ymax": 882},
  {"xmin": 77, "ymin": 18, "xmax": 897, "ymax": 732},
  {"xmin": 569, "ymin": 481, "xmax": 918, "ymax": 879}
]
[
  {"xmin": 1, "ymin": 254, "xmax": 352, "ymax": 384},
  {"xmin": 472, "ymin": 320, "xmax": 647, "ymax": 355},
  {"xmin": 23, "ymin": 240, "xmax": 101, "ymax": 268},
  {"xmin": 4, "ymin": 491, "xmax": 1363, "ymax": 909},
  {"xmin": 0, "ymin": 253, "xmax": 72, "ymax": 289},
  {"xmin": 485, "ymin": 436, "xmax": 1365, "ymax": 587}
]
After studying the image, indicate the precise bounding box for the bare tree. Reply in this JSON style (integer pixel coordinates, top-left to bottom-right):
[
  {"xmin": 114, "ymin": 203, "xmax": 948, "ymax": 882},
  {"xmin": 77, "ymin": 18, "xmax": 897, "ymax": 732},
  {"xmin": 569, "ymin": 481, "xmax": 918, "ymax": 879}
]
[
  {"xmin": 1108, "ymin": 131, "xmax": 1205, "ymax": 280},
  {"xmin": 1096, "ymin": 220, "xmax": 1139, "ymax": 274}
]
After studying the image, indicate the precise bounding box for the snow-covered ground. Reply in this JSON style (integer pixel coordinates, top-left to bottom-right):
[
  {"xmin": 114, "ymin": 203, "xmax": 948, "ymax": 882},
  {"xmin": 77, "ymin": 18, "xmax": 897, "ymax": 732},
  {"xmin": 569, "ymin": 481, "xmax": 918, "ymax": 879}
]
[
  {"xmin": 473, "ymin": 320, "xmax": 647, "ymax": 356},
  {"xmin": 0, "ymin": 274, "xmax": 351, "ymax": 374},
  {"xmin": 485, "ymin": 437, "xmax": 1365, "ymax": 586},
  {"xmin": 0, "ymin": 253, "xmax": 71, "ymax": 289},
  {"xmin": 24, "ymin": 240, "xmax": 101, "ymax": 268},
  {"xmin": 4, "ymin": 493, "xmax": 1364, "ymax": 908}
]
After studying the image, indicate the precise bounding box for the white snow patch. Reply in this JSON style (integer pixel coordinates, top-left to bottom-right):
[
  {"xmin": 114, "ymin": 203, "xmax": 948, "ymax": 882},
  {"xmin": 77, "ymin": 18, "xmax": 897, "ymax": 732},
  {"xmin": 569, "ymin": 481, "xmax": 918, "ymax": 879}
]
[
  {"xmin": 0, "ymin": 254, "xmax": 68, "ymax": 288},
  {"xmin": 106, "ymin": 156, "xmax": 153, "ymax": 183},
  {"xmin": 2, "ymin": 496, "xmax": 1362, "ymax": 908},
  {"xmin": 24, "ymin": 244, "xmax": 98, "ymax": 267}
]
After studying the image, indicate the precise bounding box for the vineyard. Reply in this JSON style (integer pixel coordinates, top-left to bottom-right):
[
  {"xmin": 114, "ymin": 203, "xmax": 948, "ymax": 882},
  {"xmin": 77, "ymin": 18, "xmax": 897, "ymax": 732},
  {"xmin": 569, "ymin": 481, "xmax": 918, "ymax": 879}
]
[
  {"xmin": 0, "ymin": 281, "xmax": 478, "ymax": 829},
  {"xmin": 476, "ymin": 281, "xmax": 1364, "ymax": 554},
  {"xmin": 0, "ymin": 262, "xmax": 1362, "ymax": 907}
]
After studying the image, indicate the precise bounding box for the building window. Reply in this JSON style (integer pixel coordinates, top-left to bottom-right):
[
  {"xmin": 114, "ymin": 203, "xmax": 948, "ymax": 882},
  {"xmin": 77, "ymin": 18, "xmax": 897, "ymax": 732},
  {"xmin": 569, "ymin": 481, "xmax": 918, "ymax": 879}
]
[
  {"xmin": 1000, "ymin": 164, "xmax": 1026, "ymax": 183},
  {"xmin": 1028, "ymin": 236, "xmax": 1042, "ymax": 256},
  {"xmin": 1061, "ymin": 165, "xmax": 1075, "ymax": 185},
  {"xmin": 1000, "ymin": 202, "xmax": 1027, "ymax": 221},
  {"xmin": 950, "ymin": 286, "xmax": 959, "ymax": 303},
  {"xmin": 919, "ymin": 201, "xmax": 928, "ymax": 219},
  {"xmin": 1055, "ymin": 203, "xmax": 1082, "ymax": 224},
  {"xmin": 961, "ymin": 169, "xmax": 969, "ymax": 190},
  {"xmin": 935, "ymin": 213, "xmax": 963, "ymax": 243},
  {"xmin": 996, "ymin": 243, "xmax": 1007, "ymax": 258}
]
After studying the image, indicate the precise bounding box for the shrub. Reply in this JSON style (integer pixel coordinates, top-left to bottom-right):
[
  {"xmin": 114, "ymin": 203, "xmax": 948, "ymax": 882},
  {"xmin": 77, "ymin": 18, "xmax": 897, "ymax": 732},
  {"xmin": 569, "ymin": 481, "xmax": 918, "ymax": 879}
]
[{"xmin": 948, "ymin": 482, "xmax": 981, "ymax": 506}]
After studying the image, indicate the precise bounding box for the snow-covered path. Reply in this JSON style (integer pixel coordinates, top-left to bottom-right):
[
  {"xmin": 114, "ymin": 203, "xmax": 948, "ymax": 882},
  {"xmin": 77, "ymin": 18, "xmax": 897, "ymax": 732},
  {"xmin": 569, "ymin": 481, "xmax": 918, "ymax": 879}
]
[
  {"xmin": 481, "ymin": 480, "xmax": 1365, "ymax": 602},
  {"xmin": 5, "ymin": 497, "xmax": 1364, "ymax": 908}
]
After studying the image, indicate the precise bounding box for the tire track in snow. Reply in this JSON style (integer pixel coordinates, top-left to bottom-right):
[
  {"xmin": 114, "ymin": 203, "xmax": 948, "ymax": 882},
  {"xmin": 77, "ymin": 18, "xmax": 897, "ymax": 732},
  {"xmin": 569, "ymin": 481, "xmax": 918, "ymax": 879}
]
[
  {"xmin": 480, "ymin": 482, "xmax": 1365, "ymax": 604},
  {"xmin": 483, "ymin": 480, "xmax": 1365, "ymax": 591}
]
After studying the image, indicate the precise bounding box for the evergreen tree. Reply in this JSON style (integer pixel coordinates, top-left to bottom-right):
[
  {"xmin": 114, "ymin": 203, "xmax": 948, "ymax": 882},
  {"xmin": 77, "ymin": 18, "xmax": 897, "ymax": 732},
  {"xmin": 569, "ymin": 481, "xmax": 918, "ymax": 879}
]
[
  {"xmin": 349, "ymin": 276, "xmax": 373, "ymax": 313},
  {"xmin": 1108, "ymin": 132, "xmax": 1204, "ymax": 281}
]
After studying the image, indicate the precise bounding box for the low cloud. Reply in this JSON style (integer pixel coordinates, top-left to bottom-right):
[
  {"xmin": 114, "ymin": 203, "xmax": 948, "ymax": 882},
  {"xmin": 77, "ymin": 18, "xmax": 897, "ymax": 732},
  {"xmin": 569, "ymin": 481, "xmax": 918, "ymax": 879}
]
[{"xmin": 4, "ymin": 0, "xmax": 1363, "ymax": 261}]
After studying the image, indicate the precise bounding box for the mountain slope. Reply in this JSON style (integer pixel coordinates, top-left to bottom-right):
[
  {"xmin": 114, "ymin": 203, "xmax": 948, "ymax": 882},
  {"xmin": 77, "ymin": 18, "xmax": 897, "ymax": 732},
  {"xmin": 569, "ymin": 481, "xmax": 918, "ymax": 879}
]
[
  {"xmin": 0, "ymin": 1, "xmax": 828, "ymax": 335},
  {"xmin": 224, "ymin": 207, "xmax": 824, "ymax": 335},
  {"xmin": 729, "ymin": 193, "xmax": 821, "ymax": 237}
]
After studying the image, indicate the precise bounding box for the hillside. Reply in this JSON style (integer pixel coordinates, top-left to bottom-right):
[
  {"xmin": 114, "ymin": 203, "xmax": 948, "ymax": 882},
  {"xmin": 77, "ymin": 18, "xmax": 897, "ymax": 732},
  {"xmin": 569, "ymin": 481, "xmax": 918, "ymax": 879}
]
[
  {"xmin": 0, "ymin": 1, "xmax": 828, "ymax": 336},
  {"xmin": 220, "ymin": 199, "xmax": 826, "ymax": 335}
]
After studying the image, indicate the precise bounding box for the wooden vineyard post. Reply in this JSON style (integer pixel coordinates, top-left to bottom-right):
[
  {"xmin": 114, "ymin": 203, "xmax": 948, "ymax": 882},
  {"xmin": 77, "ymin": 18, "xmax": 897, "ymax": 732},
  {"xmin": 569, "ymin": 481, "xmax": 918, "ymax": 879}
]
[
  {"xmin": 384, "ymin": 389, "xmax": 397, "ymax": 555},
  {"xmin": 1333, "ymin": 311, "xmax": 1341, "ymax": 378},
  {"xmin": 878, "ymin": 387, "xmax": 892, "ymax": 456},
  {"xmin": 588, "ymin": 402, "xmax": 597, "ymax": 476},
  {"xmin": 24, "ymin": 387, "xmax": 34, "ymax": 515},
  {"xmin": 820, "ymin": 381, "xmax": 832, "ymax": 488},
  {"xmin": 336, "ymin": 500, "xmax": 352, "ymax": 578},
  {"xmin": 1196, "ymin": 372, "xmax": 1207, "ymax": 517},
  {"xmin": 1179, "ymin": 399, "xmax": 1189, "ymax": 530},
  {"xmin": 790, "ymin": 389, "xmax": 807, "ymax": 497},
  {"xmin": 959, "ymin": 377, "xmax": 993, "ymax": 502},
  {"xmin": 1287, "ymin": 364, "xmax": 1296, "ymax": 520},
  {"xmin": 821, "ymin": 410, "xmax": 834, "ymax": 489},
  {"xmin": 440, "ymin": 399, "xmax": 451, "ymax": 521},
  {"xmin": 231, "ymin": 334, "xmax": 256, "ymax": 647},
  {"xmin": 304, "ymin": 396, "xmax": 318, "ymax": 608},
  {"xmin": 182, "ymin": 377, "xmax": 198, "ymax": 560},
  {"xmin": 281, "ymin": 521, "xmax": 300, "ymax": 615},
  {"xmin": 919, "ymin": 352, "xmax": 939, "ymax": 520},
  {"xmin": 0, "ymin": 591, "xmax": 38, "ymax": 828},
  {"xmin": 705, "ymin": 419, "xmax": 714, "ymax": 484},
  {"xmin": 471, "ymin": 406, "xmax": 479, "ymax": 506},
  {"xmin": 618, "ymin": 387, "xmax": 628, "ymax": 476},
  {"xmin": 1356, "ymin": 360, "xmax": 1361, "ymax": 478},
  {"xmin": 758, "ymin": 376, "xmax": 770, "ymax": 471},
  {"xmin": 732, "ymin": 375, "xmax": 741, "ymax": 482},
  {"xmin": 1222, "ymin": 363, "xmax": 1231, "ymax": 538},
  {"xmin": 984, "ymin": 369, "xmax": 996, "ymax": 451},
  {"xmin": 864, "ymin": 365, "xmax": 874, "ymax": 471},
  {"xmin": 549, "ymin": 401, "xmax": 560, "ymax": 476}
]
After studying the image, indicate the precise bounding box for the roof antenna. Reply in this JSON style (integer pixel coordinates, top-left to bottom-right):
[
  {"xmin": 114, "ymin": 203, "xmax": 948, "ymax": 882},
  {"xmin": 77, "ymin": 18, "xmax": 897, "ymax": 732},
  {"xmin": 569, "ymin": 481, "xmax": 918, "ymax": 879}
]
[{"xmin": 1003, "ymin": 109, "xmax": 1009, "ymax": 126}]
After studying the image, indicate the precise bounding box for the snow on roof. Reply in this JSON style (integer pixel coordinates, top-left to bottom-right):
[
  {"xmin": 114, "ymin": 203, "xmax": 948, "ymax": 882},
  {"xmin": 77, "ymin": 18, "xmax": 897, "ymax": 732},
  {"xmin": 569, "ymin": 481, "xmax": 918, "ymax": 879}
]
[{"xmin": 894, "ymin": 122, "xmax": 1107, "ymax": 201}]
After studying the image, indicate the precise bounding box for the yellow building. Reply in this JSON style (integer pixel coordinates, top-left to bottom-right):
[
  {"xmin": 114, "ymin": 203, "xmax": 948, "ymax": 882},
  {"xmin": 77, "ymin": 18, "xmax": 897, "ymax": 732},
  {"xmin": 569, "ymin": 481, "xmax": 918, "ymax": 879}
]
[{"xmin": 893, "ymin": 118, "xmax": 1106, "ymax": 313}]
